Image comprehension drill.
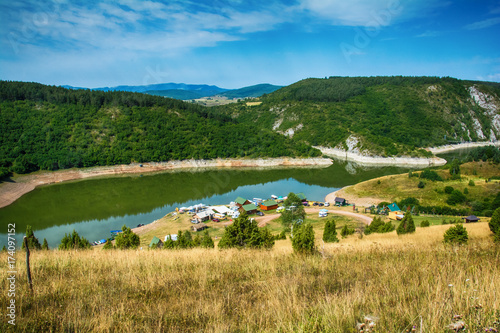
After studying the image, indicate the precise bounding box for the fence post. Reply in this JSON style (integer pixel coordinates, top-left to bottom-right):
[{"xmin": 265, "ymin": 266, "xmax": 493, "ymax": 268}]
[{"xmin": 23, "ymin": 236, "xmax": 33, "ymax": 292}]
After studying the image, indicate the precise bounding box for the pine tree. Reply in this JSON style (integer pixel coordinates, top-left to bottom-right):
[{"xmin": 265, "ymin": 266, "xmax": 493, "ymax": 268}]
[
  {"xmin": 103, "ymin": 239, "xmax": 114, "ymax": 250},
  {"xmin": 114, "ymin": 225, "xmax": 140, "ymax": 249},
  {"xmin": 200, "ymin": 230, "xmax": 214, "ymax": 248},
  {"xmin": 323, "ymin": 219, "xmax": 339, "ymax": 243},
  {"xmin": 59, "ymin": 230, "xmax": 91, "ymax": 250},
  {"xmin": 22, "ymin": 225, "xmax": 41, "ymax": 250},
  {"xmin": 292, "ymin": 223, "xmax": 315, "ymax": 254},
  {"xmin": 41, "ymin": 238, "xmax": 49, "ymax": 250},
  {"xmin": 396, "ymin": 213, "xmax": 416, "ymax": 235},
  {"xmin": 489, "ymin": 208, "xmax": 500, "ymax": 242},
  {"xmin": 444, "ymin": 224, "xmax": 468, "ymax": 245}
]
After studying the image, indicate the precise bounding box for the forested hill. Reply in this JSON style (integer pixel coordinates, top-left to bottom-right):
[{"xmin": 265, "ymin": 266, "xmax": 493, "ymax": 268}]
[
  {"xmin": 219, "ymin": 76, "xmax": 500, "ymax": 157},
  {"xmin": 0, "ymin": 81, "xmax": 319, "ymax": 175}
]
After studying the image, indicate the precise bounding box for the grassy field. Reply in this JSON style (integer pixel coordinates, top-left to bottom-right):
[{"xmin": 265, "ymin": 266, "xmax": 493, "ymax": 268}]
[
  {"xmin": 342, "ymin": 162, "xmax": 500, "ymax": 208},
  {"xmin": 1, "ymin": 222, "xmax": 499, "ymax": 332}
]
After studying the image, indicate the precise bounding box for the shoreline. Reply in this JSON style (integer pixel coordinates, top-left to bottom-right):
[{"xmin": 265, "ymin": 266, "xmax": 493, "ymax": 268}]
[
  {"xmin": 314, "ymin": 146, "xmax": 447, "ymax": 167},
  {"xmin": 0, "ymin": 157, "xmax": 332, "ymax": 209},
  {"xmin": 428, "ymin": 141, "xmax": 500, "ymax": 154}
]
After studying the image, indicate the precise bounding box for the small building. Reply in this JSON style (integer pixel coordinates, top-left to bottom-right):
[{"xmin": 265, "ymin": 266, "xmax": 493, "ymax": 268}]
[
  {"xmin": 463, "ymin": 215, "xmax": 480, "ymax": 223},
  {"xmin": 191, "ymin": 224, "xmax": 208, "ymax": 232},
  {"xmin": 387, "ymin": 203, "xmax": 404, "ymax": 220},
  {"xmin": 334, "ymin": 197, "xmax": 347, "ymax": 206},
  {"xmin": 240, "ymin": 203, "xmax": 258, "ymax": 215},
  {"xmin": 235, "ymin": 196, "xmax": 251, "ymax": 208},
  {"xmin": 260, "ymin": 200, "xmax": 279, "ymax": 211},
  {"xmin": 211, "ymin": 205, "xmax": 231, "ymax": 215},
  {"xmin": 164, "ymin": 234, "xmax": 178, "ymax": 242},
  {"xmin": 149, "ymin": 236, "xmax": 163, "ymax": 248},
  {"xmin": 194, "ymin": 211, "xmax": 212, "ymax": 223}
]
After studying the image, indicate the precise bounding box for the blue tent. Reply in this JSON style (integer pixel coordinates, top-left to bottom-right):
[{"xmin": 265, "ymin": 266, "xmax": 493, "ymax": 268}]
[{"xmin": 100, "ymin": 239, "xmax": 107, "ymax": 244}]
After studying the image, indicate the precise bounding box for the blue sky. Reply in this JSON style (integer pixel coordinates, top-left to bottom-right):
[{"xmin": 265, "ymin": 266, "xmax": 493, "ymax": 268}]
[{"xmin": 1, "ymin": 0, "xmax": 499, "ymax": 89}]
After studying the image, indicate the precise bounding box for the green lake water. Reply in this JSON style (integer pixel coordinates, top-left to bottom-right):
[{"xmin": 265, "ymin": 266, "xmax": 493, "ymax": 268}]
[{"xmin": 0, "ymin": 160, "xmax": 413, "ymax": 248}]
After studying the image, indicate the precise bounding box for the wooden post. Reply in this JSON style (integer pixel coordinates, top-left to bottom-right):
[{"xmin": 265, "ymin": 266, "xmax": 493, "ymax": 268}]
[{"xmin": 23, "ymin": 236, "xmax": 33, "ymax": 292}]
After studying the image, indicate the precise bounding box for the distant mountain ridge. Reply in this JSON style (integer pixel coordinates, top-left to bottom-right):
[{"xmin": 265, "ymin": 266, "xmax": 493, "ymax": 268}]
[{"xmin": 60, "ymin": 83, "xmax": 283, "ymax": 100}]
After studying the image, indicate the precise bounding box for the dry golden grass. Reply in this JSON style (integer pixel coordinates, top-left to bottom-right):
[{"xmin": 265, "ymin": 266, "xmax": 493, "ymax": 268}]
[{"xmin": 1, "ymin": 222, "xmax": 499, "ymax": 332}]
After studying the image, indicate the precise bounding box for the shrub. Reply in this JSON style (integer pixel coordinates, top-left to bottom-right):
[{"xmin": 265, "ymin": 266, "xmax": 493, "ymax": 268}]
[
  {"xmin": 444, "ymin": 186, "xmax": 454, "ymax": 194},
  {"xmin": 468, "ymin": 180, "xmax": 475, "ymax": 186},
  {"xmin": 59, "ymin": 230, "xmax": 91, "ymax": 250},
  {"xmin": 396, "ymin": 213, "xmax": 416, "ymax": 235},
  {"xmin": 103, "ymin": 239, "xmax": 114, "ymax": 250},
  {"xmin": 489, "ymin": 208, "xmax": 500, "ymax": 242},
  {"xmin": 340, "ymin": 225, "xmax": 355, "ymax": 238},
  {"xmin": 323, "ymin": 219, "xmax": 339, "ymax": 243},
  {"xmin": 443, "ymin": 224, "xmax": 468, "ymax": 245},
  {"xmin": 114, "ymin": 225, "xmax": 140, "ymax": 249},
  {"xmin": 446, "ymin": 190, "xmax": 467, "ymax": 205},
  {"xmin": 274, "ymin": 230, "xmax": 287, "ymax": 240},
  {"xmin": 280, "ymin": 192, "xmax": 306, "ymax": 229},
  {"xmin": 292, "ymin": 223, "xmax": 315, "ymax": 254},
  {"xmin": 418, "ymin": 181, "xmax": 425, "ymax": 189},
  {"xmin": 420, "ymin": 220, "xmax": 430, "ymax": 227},
  {"xmin": 419, "ymin": 169, "xmax": 443, "ymax": 181},
  {"xmin": 463, "ymin": 187, "xmax": 469, "ymax": 194}
]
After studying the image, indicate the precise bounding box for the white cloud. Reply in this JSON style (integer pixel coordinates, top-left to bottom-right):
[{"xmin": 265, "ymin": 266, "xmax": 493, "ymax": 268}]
[
  {"xmin": 298, "ymin": 0, "xmax": 449, "ymax": 27},
  {"xmin": 464, "ymin": 17, "xmax": 500, "ymax": 30}
]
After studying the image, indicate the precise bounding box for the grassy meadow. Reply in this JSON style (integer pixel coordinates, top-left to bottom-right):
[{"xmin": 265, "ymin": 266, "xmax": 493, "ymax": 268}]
[
  {"xmin": 1, "ymin": 222, "xmax": 499, "ymax": 332},
  {"xmin": 342, "ymin": 162, "xmax": 500, "ymax": 208}
]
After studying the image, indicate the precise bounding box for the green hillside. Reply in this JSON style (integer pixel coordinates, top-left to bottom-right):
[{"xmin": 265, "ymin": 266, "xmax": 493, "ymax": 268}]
[
  {"xmin": 1, "ymin": 77, "xmax": 500, "ymax": 176},
  {"xmin": 0, "ymin": 81, "xmax": 318, "ymax": 175},
  {"xmin": 219, "ymin": 76, "xmax": 500, "ymax": 157}
]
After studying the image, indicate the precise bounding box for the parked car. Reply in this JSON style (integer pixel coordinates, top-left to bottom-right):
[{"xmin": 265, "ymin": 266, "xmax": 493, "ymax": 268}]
[
  {"xmin": 324, "ymin": 202, "xmax": 330, "ymax": 207},
  {"xmin": 318, "ymin": 203, "xmax": 324, "ymax": 207},
  {"xmin": 212, "ymin": 218, "xmax": 220, "ymax": 222},
  {"xmin": 256, "ymin": 211, "xmax": 264, "ymax": 216},
  {"xmin": 303, "ymin": 202, "xmax": 309, "ymax": 206},
  {"xmin": 313, "ymin": 202, "xmax": 319, "ymax": 206}
]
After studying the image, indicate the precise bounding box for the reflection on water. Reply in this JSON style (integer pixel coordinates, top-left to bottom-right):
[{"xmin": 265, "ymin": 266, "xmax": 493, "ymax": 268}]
[{"xmin": 0, "ymin": 159, "xmax": 412, "ymax": 248}]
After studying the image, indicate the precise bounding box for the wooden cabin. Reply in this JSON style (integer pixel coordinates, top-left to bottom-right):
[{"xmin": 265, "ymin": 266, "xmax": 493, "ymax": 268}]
[
  {"xmin": 239, "ymin": 203, "xmax": 258, "ymax": 215},
  {"xmin": 235, "ymin": 196, "xmax": 251, "ymax": 208},
  {"xmin": 463, "ymin": 215, "xmax": 480, "ymax": 223},
  {"xmin": 191, "ymin": 224, "xmax": 208, "ymax": 232},
  {"xmin": 260, "ymin": 200, "xmax": 278, "ymax": 211}
]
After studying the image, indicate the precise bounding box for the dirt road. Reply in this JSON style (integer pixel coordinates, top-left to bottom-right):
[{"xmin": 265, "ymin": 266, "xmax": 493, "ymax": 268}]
[{"xmin": 256, "ymin": 207, "xmax": 372, "ymax": 227}]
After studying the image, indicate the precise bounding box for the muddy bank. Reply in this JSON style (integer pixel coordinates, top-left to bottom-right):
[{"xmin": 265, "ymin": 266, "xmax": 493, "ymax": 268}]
[{"xmin": 0, "ymin": 157, "xmax": 332, "ymax": 209}]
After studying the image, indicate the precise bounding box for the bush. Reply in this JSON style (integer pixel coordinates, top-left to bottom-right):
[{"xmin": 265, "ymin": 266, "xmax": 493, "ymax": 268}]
[
  {"xmin": 323, "ymin": 219, "xmax": 339, "ymax": 243},
  {"xmin": 463, "ymin": 187, "xmax": 469, "ymax": 194},
  {"xmin": 114, "ymin": 225, "xmax": 140, "ymax": 249},
  {"xmin": 418, "ymin": 181, "xmax": 425, "ymax": 189},
  {"xmin": 396, "ymin": 213, "xmax": 416, "ymax": 235},
  {"xmin": 443, "ymin": 224, "xmax": 468, "ymax": 245},
  {"xmin": 41, "ymin": 238, "xmax": 49, "ymax": 250},
  {"xmin": 444, "ymin": 186, "xmax": 454, "ymax": 194},
  {"xmin": 22, "ymin": 225, "xmax": 41, "ymax": 250},
  {"xmin": 340, "ymin": 225, "xmax": 355, "ymax": 238},
  {"xmin": 59, "ymin": 230, "xmax": 91, "ymax": 250},
  {"xmin": 420, "ymin": 220, "xmax": 430, "ymax": 227},
  {"xmin": 468, "ymin": 180, "xmax": 475, "ymax": 186},
  {"xmin": 292, "ymin": 223, "xmax": 315, "ymax": 254},
  {"xmin": 274, "ymin": 230, "xmax": 287, "ymax": 240},
  {"xmin": 489, "ymin": 208, "xmax": 500, "ymax": 242},
  {"xmin": 103, "ymin": 239, "xmax": 114, "ymax": 250},
  {"xmin": 446, "ymin": 189, "xmax": 467, "ymax": 205},
  {"xmin": 419, "ymin": 169, "xmax": 443, "ymax": 181}
]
